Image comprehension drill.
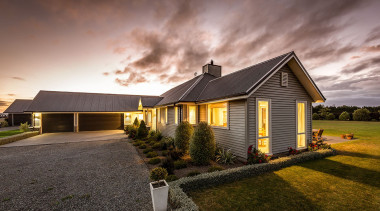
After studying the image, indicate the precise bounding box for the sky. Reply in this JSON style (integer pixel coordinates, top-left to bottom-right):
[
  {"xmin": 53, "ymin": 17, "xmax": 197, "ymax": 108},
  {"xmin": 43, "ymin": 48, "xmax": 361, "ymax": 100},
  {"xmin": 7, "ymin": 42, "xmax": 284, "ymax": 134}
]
[{"xmin": 1, "ymin": 0, "xmax": 380, "ymax": 112}]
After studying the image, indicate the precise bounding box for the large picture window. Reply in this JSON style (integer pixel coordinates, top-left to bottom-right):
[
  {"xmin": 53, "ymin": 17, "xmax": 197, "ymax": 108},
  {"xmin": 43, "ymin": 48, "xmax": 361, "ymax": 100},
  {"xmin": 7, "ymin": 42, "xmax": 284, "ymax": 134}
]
[
  {"xmin": 208, "ymin": 102, "xmax": 227, "ymax": 127},
  {"xmin": 257, "ymin": 100, "xmax": 270, "ymax": 154},
  {"xmin": 297, "ymin": 102, "xmax": 306, "ymax": 148},
  {"xmin": 188, "ymin": 105, "xmax": 196, "ymax": 124}
]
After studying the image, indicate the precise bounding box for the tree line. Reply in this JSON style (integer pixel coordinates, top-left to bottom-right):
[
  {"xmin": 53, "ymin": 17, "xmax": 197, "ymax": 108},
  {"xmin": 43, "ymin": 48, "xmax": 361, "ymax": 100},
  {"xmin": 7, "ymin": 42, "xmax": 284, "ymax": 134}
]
[{"xmin": 312, "ymin": 105, "xmax": 380, "ymax": 121}]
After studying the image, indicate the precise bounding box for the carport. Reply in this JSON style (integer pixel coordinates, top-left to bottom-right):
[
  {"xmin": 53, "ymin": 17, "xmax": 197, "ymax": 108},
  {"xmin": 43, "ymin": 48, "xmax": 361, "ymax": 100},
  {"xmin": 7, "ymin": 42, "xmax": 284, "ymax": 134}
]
[{"xmin": 4, "ymin": 99, "xmax": 33, "ymax": 126}]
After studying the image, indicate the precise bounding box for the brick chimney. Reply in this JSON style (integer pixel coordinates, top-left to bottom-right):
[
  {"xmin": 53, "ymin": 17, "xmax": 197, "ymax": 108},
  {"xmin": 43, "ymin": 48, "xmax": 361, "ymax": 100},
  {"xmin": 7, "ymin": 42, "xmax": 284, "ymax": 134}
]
[{"xmin": 202, "ymin": 60, "xmax": 221, "ymax": 77}]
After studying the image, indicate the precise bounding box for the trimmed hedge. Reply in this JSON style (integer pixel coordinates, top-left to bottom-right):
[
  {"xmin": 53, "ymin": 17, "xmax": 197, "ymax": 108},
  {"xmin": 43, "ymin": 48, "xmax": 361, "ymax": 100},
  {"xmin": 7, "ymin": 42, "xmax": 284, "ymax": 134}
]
[
  {"xmin": 0, "ymin": 131, "xmax": 39, "ymax": 146},
  {"xmin": 168, "ymin": 149, "xmax": 336, "ymax": 210}
]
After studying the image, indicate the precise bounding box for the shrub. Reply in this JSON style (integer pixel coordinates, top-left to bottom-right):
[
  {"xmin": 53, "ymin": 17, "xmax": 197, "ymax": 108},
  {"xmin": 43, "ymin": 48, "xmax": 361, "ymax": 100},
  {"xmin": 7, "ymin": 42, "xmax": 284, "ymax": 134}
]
[
  {"xmin": 208, "ymin": 166, "xmax": 224, "ymax": 172},
  {"xmin": 166, "ymin": 175, "xmax": 178, "ymax": 182},
  {"xmin": 174, "ymin": 160, "xmax": 187, "ymax": 169},
  {"xmin": 139, "ymin": 144, "xmax": 147, "ymax": 149},
  {"xmin": 19, "ymin": 122, "xmax": 30, "ymax": 132},
  {"xmin": 148, "ymin": 130, "xmax": 156, "ymax": 138},
  {"xmin": 149, "ymin": 167, "xmax": 167, "ymax": 181},
  {"xmin": 146, "ymin": 151, "xmax": 158, "ymax": 158},
  {"xmin": 137, "ymin": 120, "xmax": 148, "ymax": 139},
  {"xmin": 161, "ymin": 150, "xmax": 168, "ymax": 156},
  {"xmin": 1, "ymin": 121, "xmax": 9, "ymax": 127},
  {"xmin": 312, "ymin": 113, "xmax": 320, "ymax": 120},
  {"xmin": 152, "ymin": 142, "xmax": 163, "ymax": 150},
  {"xmin": 133, "ymin": 140, "xmax": 144, "ymax": 146},
  {"xmin": 160, "ymin": 158, "xmax": 175, "ymax": 174},
  {"xmin": 148, "ymin": 157, "xmax": 161, "ymax": 165},
  {"xmin": 308, "ymin": 143, "xmax": 331, "ymax": 151},
  {"xmin": 189, "ymin": 122, "xmax": 215, "ymax": 165},
  {"xmin": 186, "ymin": 171, "xmax": 200, "ymax": 177},
  {"xmin": 143, "ymin": 148, "xmax": 153, "ymax": 154},
  {"xmin": 247, "ymin": 145, "xmax": 270, "ymax": 164},
  {"xmin": 174, "ymin": 121, "xmax": 193, "ymax": 152},
  {"xmin": 133, "ymin": 117, "xmax": 140, "ymax": 128},
  {"xmin": 162, "ymin": 136, "xmax": 175, "ymax": 148},
  {"xmin": 154, "ymin": 131, "xmax": 163, "ymax": 141},
  {"xmin": 326, "ymin": 113, "xmax": 335, "ymax": 120},
  {"xmin": 215, "ymin": 148, "xmax": 236, "ymax": 164},
  {"xmin": 339, "ymin": 111, "xmax": 350, "ymax": 121},
  {"xmin": 128, "ymin": 127, "xmax": 137, "ymax": 139},
  {"xmin": 353, "ymin": 108, "xmax": 371, "ymax": 121},
  {"xmin": 288, "ymin": 147, "xmax": 300, "ymax": 155},
  {"xmin": 169, "ymin": 149, "xmax": 184, "ymax": 161}
]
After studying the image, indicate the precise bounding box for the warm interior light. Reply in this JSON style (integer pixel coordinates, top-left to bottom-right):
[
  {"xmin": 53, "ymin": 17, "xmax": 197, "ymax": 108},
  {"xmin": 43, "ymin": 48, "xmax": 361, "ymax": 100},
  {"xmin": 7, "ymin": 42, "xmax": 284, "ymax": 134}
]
[
  {"xmin": 189, "ymin": 106, "xmax": 196, "ymax": 124},
  {"xmin": 297, "ymin": 103, "xmax": 306, "ymax": 148},
  {"xmin": 34, "ymin": 113, "xmax": 41, "ymax": 127},
  {"xmin": 208, "ymin": 102, "xmax": 227, "ymax": 127},
  {"xmin": 258, "ymin": 101, "xmax": 269, "ymax": 153}
]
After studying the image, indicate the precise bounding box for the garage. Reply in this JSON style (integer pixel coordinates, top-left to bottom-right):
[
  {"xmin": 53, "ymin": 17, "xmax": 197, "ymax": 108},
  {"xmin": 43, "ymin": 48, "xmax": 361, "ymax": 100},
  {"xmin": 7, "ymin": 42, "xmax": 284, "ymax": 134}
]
[
  {"xmin": 79, "ymin": 113, "xmax": 123, "ymax": 131},
  {"xmin": 8, "ymin": 114, "xmax": 32, "ymax": 126},
  {"xmin": 42, "ymin": 114, "xmax": 74, "ymax": 133}
]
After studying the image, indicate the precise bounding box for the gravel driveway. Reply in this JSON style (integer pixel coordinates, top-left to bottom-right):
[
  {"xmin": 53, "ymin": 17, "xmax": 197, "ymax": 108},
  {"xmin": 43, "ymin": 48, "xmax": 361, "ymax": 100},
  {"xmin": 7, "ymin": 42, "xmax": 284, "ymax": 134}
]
[{"xmin": 0, "ymin": 139, "xmax": 152, "ymax": 210}]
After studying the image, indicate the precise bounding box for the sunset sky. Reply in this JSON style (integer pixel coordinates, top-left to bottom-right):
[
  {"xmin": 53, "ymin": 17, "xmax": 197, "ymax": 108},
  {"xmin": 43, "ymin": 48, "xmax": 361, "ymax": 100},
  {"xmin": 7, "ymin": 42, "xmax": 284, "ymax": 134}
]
[{"xmin": 1, "ymin": 0, "xmax": 380, "ymax": 112}]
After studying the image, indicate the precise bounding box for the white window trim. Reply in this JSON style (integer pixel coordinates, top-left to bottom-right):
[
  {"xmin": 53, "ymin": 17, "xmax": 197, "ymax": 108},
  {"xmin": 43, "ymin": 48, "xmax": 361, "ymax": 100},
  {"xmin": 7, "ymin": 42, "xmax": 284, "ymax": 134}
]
[
  {"xmin": 187, "ymin": 105, "xmax": 197, "ymax": 125},
  {"xmin": 256, "ymin": 98, "xmax": 272, "ymax": 155},
  {"xmin": 207, "ymin": 102, "xmax": 229, "ymax": 130},
  {"xmin": 296, "ymin": 100, "xmax": 307, "ymax": 150}
]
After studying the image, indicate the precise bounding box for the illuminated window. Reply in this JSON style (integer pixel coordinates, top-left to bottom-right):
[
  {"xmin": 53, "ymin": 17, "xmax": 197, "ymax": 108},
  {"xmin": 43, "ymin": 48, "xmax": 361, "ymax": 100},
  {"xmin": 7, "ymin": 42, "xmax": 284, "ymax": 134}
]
[
  {"xmin": 257, "ymin": 100, "xmax": 270, "ymax": 154},
  {"xmin": 157, "ymin": 109, "xmax": 161, "ymax": 123},
  {"xmin": 147, "ymin": 111, "xmax": 152, "ymax": 126},
  {"xmin": 125, "ymin": 113, "xmax": 132, "ymax": 125},
  {"xmin": 131, "ymin": 112, "xmax": 144, "ymax": 124},
  {"xmin": 34, "ymin": 113, "xmax": 41, "ymax": 127},
  {"xmin": 189, "ymin": 106, "xmax": 196, "ymax": 124},
  {"xmin": 208, "ymin": 102, "xmax": 227, "ymax": 127},
  {"xmin": 175, "ymin": 107, "xmax": 178, "ymax": 124},
  {"xmin": 297, "ymin": 102, "xmax": 306, "ymax": 148},
  {"xmin": 165, "ymin": 107, "xmax": 168, "ymax": 124}
]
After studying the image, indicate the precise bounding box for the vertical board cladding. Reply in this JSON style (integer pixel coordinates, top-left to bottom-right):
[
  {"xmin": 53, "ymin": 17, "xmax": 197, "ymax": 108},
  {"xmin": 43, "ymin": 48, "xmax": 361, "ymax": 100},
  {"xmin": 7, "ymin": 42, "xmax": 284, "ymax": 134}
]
[
  {"xmin": 213, "ymin": 100, "xmax": 247, "ymax": 159},
  {"xmin": 157, "ymin": 106, "xmax": 177, "ymax": 137},
  {"xmin": 248, "ymin": 64, "xmax": 313, "ymax": 154},
  {"xmin": 199, "ymin": 104, "xmax": 207, "ymax": 122}
]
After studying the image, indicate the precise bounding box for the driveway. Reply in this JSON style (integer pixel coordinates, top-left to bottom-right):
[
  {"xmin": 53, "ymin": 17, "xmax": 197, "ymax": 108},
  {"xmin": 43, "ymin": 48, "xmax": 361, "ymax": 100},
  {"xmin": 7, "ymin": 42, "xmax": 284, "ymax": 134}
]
[
  {"xmin": 0, "ymin": 138, "xmax": 152, "ymax": 210},
  {"xmin": 1, "ymin": 130, "xmax": 126, "ymax": 147}
]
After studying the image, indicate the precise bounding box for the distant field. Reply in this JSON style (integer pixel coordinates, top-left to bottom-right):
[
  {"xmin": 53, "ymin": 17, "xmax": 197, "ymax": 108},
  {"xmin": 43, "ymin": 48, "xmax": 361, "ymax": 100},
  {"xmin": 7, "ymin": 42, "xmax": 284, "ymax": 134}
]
[{"xmin": 313, "ymin": 120, "xmax": 380, "ymax": 139}]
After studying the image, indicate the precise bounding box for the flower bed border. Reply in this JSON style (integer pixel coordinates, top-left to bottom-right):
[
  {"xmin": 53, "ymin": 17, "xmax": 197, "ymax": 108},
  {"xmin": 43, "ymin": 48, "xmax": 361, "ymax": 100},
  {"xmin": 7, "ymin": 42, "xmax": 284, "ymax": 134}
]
[
  {"xmin": 168, "ymin": 149, "xmax": 336, "ymax": 211},
  {"xmin": 0, "ymin": 131, "xmax": 39, "ymax": 146}
]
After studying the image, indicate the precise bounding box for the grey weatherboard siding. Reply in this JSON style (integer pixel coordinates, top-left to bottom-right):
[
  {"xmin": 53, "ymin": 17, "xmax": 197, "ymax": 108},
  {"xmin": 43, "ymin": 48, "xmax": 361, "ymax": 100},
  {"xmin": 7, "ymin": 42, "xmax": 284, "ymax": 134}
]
[{"xmin": 248, "ymin": 64, "xmax": 313, "ymax": 154}]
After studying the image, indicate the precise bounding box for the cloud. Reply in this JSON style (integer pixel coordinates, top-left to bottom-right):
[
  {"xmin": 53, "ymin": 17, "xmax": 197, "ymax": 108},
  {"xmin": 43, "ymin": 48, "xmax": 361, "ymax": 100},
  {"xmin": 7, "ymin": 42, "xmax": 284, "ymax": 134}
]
[
  {"xmin": 113, "ymin": 47, "xmax": 127, "ymax": 54},
  {"xmin": 11, "ymin": 77, "xmax": 25, "ymax": 81},
  {"xmin": 7, "ymin": 94, "xmax": 15, "ymax": 96},
  {"xmin": 102, "ymin": 72, "xmax": 110, "ymax": 76},
  {"xmin": 0, "ymin": 100, "xmax": 10, "ymax": 106},
  {"xmin": 361, "ymin": 45, "xmax": 380, "ymax": 52},
  {"xmin": 341, "ymin": 56, "xmax": 380, "ymax": 74},
  {"xmin": 115, "ymin": 72, "xmax": 147, "ymax": 87},
  {"xmin": 365, "ymin": 26, "xmax": 380, "ymax": 42}
]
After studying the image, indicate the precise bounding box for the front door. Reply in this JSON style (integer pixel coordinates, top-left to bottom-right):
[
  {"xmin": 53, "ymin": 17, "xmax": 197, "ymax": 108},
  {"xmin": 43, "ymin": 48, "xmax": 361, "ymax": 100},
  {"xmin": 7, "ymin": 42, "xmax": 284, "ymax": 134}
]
[{"xmin": 297, "ymin": 102, "xmax": 307, "ymax": 148}]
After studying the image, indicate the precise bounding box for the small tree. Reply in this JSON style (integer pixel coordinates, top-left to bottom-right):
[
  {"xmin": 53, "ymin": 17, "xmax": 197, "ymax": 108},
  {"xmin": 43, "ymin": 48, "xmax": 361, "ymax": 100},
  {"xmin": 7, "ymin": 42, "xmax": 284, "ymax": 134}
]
[
  {"xmin": 137, "ymin": 120, "xmax": 148, "ymax": 139},
  {"xmin": 353, "ymin": 108, "xmax": 371, "ymax": 121},
  {"xmin": 149, "ymin": 167, "xmax": 168, "ymax": 181},
  {"xmin": 326, "ymin": 113, "xmax": 335, "ymax": 120},
  {"xmin": 312, "ymin": 113, "xmax": 320, "ymax": 120},
  {"xmin": 339, "ymin": 111, "xmax": 350, "ymax": 121},
  {"xmin": 318, "ymin": 107, "xmax": 331, "ymax": 120},
  {"xmin": 133, "ymin": 117, "xmax": 140, "ymax": 128},
  {"xmin": 189, "ymin": 122, "xmax": 215, "ymax": 165},
  {"xmin": 174, "ymin": 121, "xmax": 193, "ymax": 153}
]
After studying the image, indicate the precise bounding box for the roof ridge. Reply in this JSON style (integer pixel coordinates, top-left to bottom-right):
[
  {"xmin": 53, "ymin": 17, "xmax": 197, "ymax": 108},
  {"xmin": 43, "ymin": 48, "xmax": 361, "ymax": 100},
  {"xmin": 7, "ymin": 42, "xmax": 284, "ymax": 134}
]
[
  {"xmin": 178, "ymin": 73, "xmax": 205, "ymax": 102},
  {"xmin": 38, "ymin": 90, "xmax": 160, "ymax": 98},
  {"xmin": 207, "ymin": 51, "xmax": 293, "ymax": 83}
]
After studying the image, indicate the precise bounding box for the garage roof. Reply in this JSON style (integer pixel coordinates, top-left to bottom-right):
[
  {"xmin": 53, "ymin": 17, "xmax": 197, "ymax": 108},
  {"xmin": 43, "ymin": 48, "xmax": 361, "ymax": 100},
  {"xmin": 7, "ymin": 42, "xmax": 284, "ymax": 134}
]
[
  {"xmin": 25, "ymin": 91, "xmax": 162, "ymax": 112},
  {"xmin": 4, "ymin": 99, "xmax": 33, "ymax": 113}
]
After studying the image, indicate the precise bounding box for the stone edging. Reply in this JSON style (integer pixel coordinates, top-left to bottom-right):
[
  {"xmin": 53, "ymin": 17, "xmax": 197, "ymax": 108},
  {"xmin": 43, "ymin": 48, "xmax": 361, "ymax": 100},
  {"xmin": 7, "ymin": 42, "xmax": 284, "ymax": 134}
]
[{"xmin": 0, "ymin": 131, "xmax": 40, "ymax": 146}]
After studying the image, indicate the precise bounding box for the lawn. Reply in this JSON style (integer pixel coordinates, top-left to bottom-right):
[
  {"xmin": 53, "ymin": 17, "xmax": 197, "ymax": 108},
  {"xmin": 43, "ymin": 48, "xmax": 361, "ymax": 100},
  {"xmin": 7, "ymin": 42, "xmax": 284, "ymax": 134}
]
[
  {"xmin": 189, "ymin": 120, "xmax": 380, "ymax": 210},
  {"xmin": 0, "ymin": 130, "xmax": 23, "ymax": 138}
]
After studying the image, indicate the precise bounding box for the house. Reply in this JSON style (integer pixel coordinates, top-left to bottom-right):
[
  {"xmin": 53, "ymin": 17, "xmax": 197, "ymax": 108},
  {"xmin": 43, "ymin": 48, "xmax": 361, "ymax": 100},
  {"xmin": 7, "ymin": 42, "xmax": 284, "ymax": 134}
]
[
  {"xmin": 4, "ymin": 51, "xmax": 325, "ymax": 158},
  {"xmin": 3, "ymin": 99, "xmax": 33, "ymax": 126}
]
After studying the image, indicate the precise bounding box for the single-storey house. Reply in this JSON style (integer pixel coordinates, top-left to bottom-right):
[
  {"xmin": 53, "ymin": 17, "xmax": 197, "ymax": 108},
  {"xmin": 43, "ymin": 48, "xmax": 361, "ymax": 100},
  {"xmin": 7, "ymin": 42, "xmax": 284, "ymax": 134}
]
[
  {"xmin": 5, "ymin": 51, "xmax": 325, "ymax": 158},
  {"xmin": 3, "ymin": 99, "xmax": 33, "ymax": 126}
]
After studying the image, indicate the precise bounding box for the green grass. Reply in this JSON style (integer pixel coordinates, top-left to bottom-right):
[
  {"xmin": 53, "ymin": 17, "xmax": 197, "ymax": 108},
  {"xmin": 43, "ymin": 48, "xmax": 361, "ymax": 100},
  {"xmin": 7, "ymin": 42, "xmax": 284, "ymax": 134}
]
[
  {"xmin": 0, "ymin": 130, "xmax": 23, "ymax": 138},
  {"xmin": 189, "ymin": 120, "xmax": 380, "ymax": 210}
]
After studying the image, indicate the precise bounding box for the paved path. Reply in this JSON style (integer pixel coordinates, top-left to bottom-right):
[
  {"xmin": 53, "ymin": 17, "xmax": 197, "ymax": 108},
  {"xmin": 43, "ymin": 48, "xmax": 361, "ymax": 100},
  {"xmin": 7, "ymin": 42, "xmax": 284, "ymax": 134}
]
[
  {"xmin": 1, "ymin": 130, "xmax": 126, "ymax": 147},
  {"xmin": 0, "ymin": 126, "xmax": 19, "ymax": 132},
  {"xmin": 0, "ymin": 139, "xmax": 152, "ymax": 210},
  {"xmin": 324, "ymin": 135, "xmax": 358, "ymax": 144}
]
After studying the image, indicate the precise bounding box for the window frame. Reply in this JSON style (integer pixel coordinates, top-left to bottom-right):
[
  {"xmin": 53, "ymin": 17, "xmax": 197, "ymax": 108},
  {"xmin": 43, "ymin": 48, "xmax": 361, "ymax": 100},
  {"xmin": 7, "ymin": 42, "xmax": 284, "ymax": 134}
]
[
  {"xmin": 256, "ymin": 98, "xmax": 272, "ymax": 155},
  {"xmin": 296, "ymin": 100, "xmax": 307, "ymax": 149},
  {"xmin": 174, "ymin": 106, "xmax": 178, "ymax": 125},
  {"xmin": 165, "ymin": 107, "xmax": 168, "ymax": 124},
  {"xmin": 157, "ymin": 108, "xmax": 161, "ymax": 123},
  {"xmin": 207, "ymin": 102, "xmax": 229, "ymax": 129}
]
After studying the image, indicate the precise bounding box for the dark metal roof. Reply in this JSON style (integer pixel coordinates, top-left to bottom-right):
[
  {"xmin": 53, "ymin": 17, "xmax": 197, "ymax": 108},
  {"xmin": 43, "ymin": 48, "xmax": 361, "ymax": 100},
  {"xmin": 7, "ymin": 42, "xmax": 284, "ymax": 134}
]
[
  {"xmin": 4, "ymin": 99, "xmax": 33, "ymax": 113},
  {"xmin": 197, "ymin": 52, "xmax": 293, "ymax": 102},
  {"xmin": 141, "ymin": 96, "xmax": 163, "ymax": 107},
  {"xmin": 25, "ymin": 91, "xmax": 161, "ymax": 112}
]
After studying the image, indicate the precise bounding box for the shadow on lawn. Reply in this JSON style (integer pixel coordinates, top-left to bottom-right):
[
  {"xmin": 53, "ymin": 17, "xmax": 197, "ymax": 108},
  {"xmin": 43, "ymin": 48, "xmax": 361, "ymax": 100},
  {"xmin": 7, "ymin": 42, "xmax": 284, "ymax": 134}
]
[
  {"xmin": 190, "ymin": 172, "xmax": 321, "ymax": 211},
  {"xmin": 336, "ymin": 150, "xmax": 380, "ymax": 160},
  {"xmin": 300, "ymin": 159, "xmax": 380, "ymax": 188}
]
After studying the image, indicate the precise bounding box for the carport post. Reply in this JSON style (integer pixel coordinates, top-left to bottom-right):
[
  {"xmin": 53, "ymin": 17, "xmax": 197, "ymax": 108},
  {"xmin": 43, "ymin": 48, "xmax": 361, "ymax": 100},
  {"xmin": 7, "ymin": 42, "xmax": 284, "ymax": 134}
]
[{"xmin": 74, "ymin": 113, "xmax": 79, "ymax": 132}]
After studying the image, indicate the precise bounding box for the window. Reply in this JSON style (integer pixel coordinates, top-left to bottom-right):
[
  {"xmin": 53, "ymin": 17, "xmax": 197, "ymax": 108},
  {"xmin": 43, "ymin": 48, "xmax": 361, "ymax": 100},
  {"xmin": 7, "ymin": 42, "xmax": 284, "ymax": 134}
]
[
  {"xmin": 175, "ymin": 107, "xmax": 178, "ymax": 124},
  {"xmin": 257, "ymin": 100, "xmax": 270, "ymax": 154},
  {"xmin": 124, "ymin": 113, "xmax": 131, "ymax": 125},
  {"xmin": 165, "ymin": 107, "xmax": 168, "ymax": 124},
  {"xmin": 297, "ymin": 102, "xmax": 306, "ymax": 148},
  {"xmin": 188, "ymin": 105, "xmax": 196, "ymax": 124},
  {"xmin": 157, "ymin": 108, "xmax": 161, "ymax": 123},
  {"xmin": 147, "ymin": 111, "xmax": 152, "ymax": 126},
  {"xmin": 34, "ymin": 113, "xmax": 41, "ymax": 127},
  {"xmin": 208, "ymin": 102, "xmax": 227, "ymax": 127}
]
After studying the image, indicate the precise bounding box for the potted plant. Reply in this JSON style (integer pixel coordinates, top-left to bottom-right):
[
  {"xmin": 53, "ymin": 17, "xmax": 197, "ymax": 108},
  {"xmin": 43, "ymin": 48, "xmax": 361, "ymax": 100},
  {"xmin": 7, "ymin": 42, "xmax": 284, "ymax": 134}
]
[
  {"xmin": 346, "ymin": 133, "xmax": 354, "ymax": 140},
  {"xmin": 340, "ymin": 134, "xmax": 346, "ymax": 139},
  {"xmin": 149, "ymin": 167, "xmax": 169, "ymax": 211}
]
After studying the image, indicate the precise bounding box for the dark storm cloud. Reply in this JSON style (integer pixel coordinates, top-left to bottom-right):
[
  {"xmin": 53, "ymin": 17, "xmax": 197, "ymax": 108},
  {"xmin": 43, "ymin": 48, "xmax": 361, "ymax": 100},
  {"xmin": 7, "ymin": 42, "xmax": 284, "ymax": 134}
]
[
  {"xmin": 341, "ymin": 57, "xmax": 380, "ymax": 74},
  {"xmin": 365, "ymin": 26, "xmax": 380, "ymax": 42},
  {"xmin": 115, "ymin": 73, "xmax": 147, "ymax": 87},
  {"xmin": 11, "ymin": 77, "xmax": 25, "ymax": 81}
]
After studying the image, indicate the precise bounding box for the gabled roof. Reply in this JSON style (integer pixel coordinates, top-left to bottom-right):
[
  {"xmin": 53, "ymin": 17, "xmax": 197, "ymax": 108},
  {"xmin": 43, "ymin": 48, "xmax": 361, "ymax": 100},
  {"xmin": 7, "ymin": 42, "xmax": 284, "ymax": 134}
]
[
  {"xmin": 141, "ymin": 96, "xmax": 163, "ymax": 108},
  {"xmin": 157, "ymin": 73, "xmax": 216, "ymax": 106},
  {"xmin": 25, "ymin": 91, "xmax": 161, "ymax": 112},
  {"xmin": 4, "ymin": 99, "xmax": 33, "ymax": 113}
]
